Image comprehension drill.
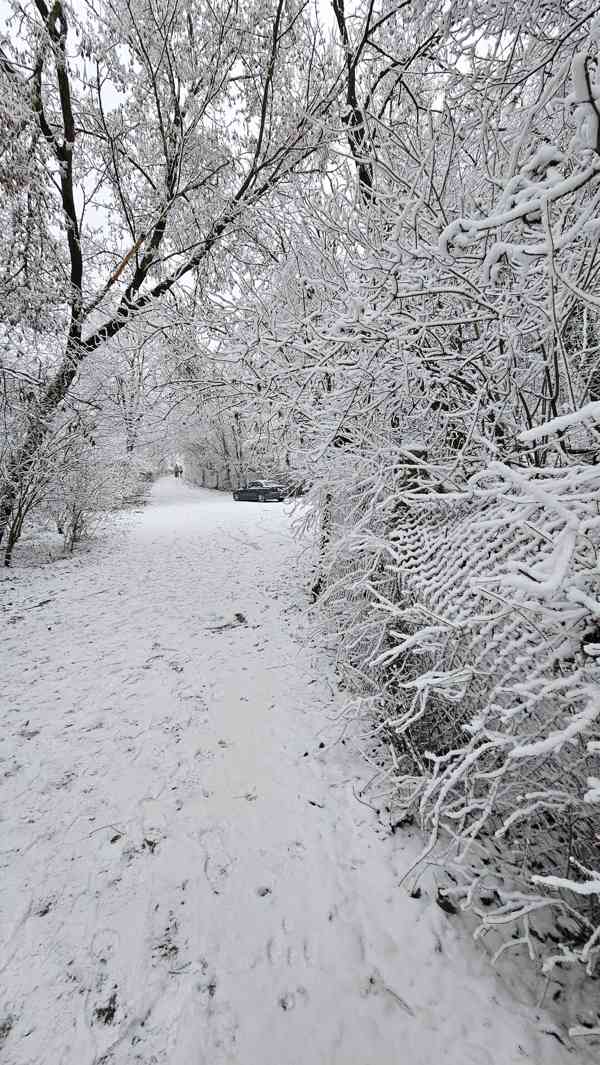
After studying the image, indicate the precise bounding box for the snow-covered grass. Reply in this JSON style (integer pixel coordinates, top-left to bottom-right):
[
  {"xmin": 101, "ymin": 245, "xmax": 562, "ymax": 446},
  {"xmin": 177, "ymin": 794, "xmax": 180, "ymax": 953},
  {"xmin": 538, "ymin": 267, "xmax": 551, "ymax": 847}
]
[{"xmin": 1, "ymin": 478, "xmax": 597, "ymax": 1064}]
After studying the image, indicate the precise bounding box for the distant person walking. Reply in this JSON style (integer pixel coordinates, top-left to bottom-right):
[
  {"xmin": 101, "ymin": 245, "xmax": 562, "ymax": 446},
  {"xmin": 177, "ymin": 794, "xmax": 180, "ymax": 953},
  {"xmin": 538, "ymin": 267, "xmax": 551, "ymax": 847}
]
[{"xmin": 173, "ymin": 463, "xmax": 183, "ymax": 480}]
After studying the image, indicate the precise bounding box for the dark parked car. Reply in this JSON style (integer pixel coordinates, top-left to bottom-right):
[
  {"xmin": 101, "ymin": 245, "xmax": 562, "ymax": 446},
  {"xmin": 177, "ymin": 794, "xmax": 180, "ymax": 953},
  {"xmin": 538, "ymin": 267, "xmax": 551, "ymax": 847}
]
[{"xmin": 233, "ymin": 480, "xmax": 287, "ymax": 502}]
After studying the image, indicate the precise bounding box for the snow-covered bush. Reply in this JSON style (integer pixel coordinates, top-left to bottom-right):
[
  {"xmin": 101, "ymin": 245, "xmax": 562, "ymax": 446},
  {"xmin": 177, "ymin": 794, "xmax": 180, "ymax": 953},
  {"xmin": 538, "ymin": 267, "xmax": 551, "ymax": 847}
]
[
  {"xmin": 43, "ymin": 422, "xmax": 158, "ymax": 551},
  {"xmin": 313, "ymin": 437, "xmax": 600, "ymax": 970},
  {"xmin": 45, "ymin": 445, "xmax": 116, "ymax": 552}
]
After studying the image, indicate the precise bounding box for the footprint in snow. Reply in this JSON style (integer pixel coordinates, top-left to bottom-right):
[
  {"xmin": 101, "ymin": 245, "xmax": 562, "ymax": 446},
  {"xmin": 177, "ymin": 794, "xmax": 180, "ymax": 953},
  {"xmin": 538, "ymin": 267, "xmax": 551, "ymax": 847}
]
[
  {"xmin": 287, "ymin": 840, "xmax": 306, "ymax": 860},
  {"xmin": 204, "ymin": 998, "xmax": 239, "ymax": 1056},
  {"xmin": 278, "ymin": 988, "xmax": 308, "ymax": 1011},
  {"xmin": 201, "ymin": 830, "xmax": 235, "ymax": 895},
  {"xmin": 266, "ymin": 922, "xmax": 312, "ymax": 968}
]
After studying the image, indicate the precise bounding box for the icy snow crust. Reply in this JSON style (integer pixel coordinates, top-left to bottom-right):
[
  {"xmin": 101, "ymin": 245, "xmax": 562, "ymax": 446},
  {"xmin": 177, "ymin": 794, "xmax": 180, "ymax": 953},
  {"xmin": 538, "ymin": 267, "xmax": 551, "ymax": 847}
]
[{"xmin": 0, "ymin": 479, "xmax": 592, "ymax": 1064}]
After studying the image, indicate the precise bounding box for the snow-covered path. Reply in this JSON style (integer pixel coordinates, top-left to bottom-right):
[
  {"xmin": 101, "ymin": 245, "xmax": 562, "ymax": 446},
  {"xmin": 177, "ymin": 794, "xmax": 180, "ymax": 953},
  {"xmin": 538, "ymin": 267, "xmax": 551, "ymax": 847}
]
[{"xmin": 0, "ymin": 480, "xmax": 588, "ymax": 1064}]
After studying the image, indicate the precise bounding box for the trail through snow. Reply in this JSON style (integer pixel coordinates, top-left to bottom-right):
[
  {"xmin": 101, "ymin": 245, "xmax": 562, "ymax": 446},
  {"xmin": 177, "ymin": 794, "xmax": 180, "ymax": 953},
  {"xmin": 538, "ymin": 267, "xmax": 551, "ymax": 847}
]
[{"xmin": 0, "ymin": 479, "xmax": 592, "ymax": 1064}]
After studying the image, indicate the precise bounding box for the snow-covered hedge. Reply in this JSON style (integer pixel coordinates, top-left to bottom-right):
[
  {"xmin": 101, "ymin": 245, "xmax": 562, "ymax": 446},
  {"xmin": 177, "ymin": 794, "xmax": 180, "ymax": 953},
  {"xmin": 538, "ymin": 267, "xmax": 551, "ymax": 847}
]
[{"xmin": 314, "ymin": 440, "xmax": 600, "ymax": 975}]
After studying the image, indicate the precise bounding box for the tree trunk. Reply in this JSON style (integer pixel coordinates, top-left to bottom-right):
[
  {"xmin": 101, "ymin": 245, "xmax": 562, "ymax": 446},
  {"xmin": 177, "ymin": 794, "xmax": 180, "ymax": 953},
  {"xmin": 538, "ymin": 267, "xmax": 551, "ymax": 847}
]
[
  {"xmin": 0, "ymin": 340, "xmax": 81, "ymax": 546},
  {"xmin": 311, "ymin": 490, "xmax": 333, "ymax": 601}
]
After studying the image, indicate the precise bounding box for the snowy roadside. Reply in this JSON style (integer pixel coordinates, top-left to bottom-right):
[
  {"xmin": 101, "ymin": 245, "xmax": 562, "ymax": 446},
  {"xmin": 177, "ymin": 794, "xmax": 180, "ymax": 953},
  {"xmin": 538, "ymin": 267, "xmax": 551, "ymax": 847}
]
[{"xmin": 0, "ymin": 478, "xmax": 595, "ymax": 1064}]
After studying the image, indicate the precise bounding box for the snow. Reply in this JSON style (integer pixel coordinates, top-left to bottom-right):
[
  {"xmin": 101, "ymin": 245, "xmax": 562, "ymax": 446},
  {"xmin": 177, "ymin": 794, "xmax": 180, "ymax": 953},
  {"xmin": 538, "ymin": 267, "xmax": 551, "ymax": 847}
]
[
  {"xmin": 519, "ymin": 401, "xmax": 600, "ymax": 442},
  {"xmin": 504, "ymin": 526, "xmax": 576, "ymax": 599},
  {"xmin": 0, "ymin": 478, "xmax": 595, "ymax": 1064},
  {"xmin": 570, "ymin": 52, "xmax": 600, "ymax": 151},
  {"xmin": 509, "ymin": 696, "xmax": 600, "ymax": 760},
  {"xmin": 531, "ymin": 874, "xmax": 600, "ymax": 898}
]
